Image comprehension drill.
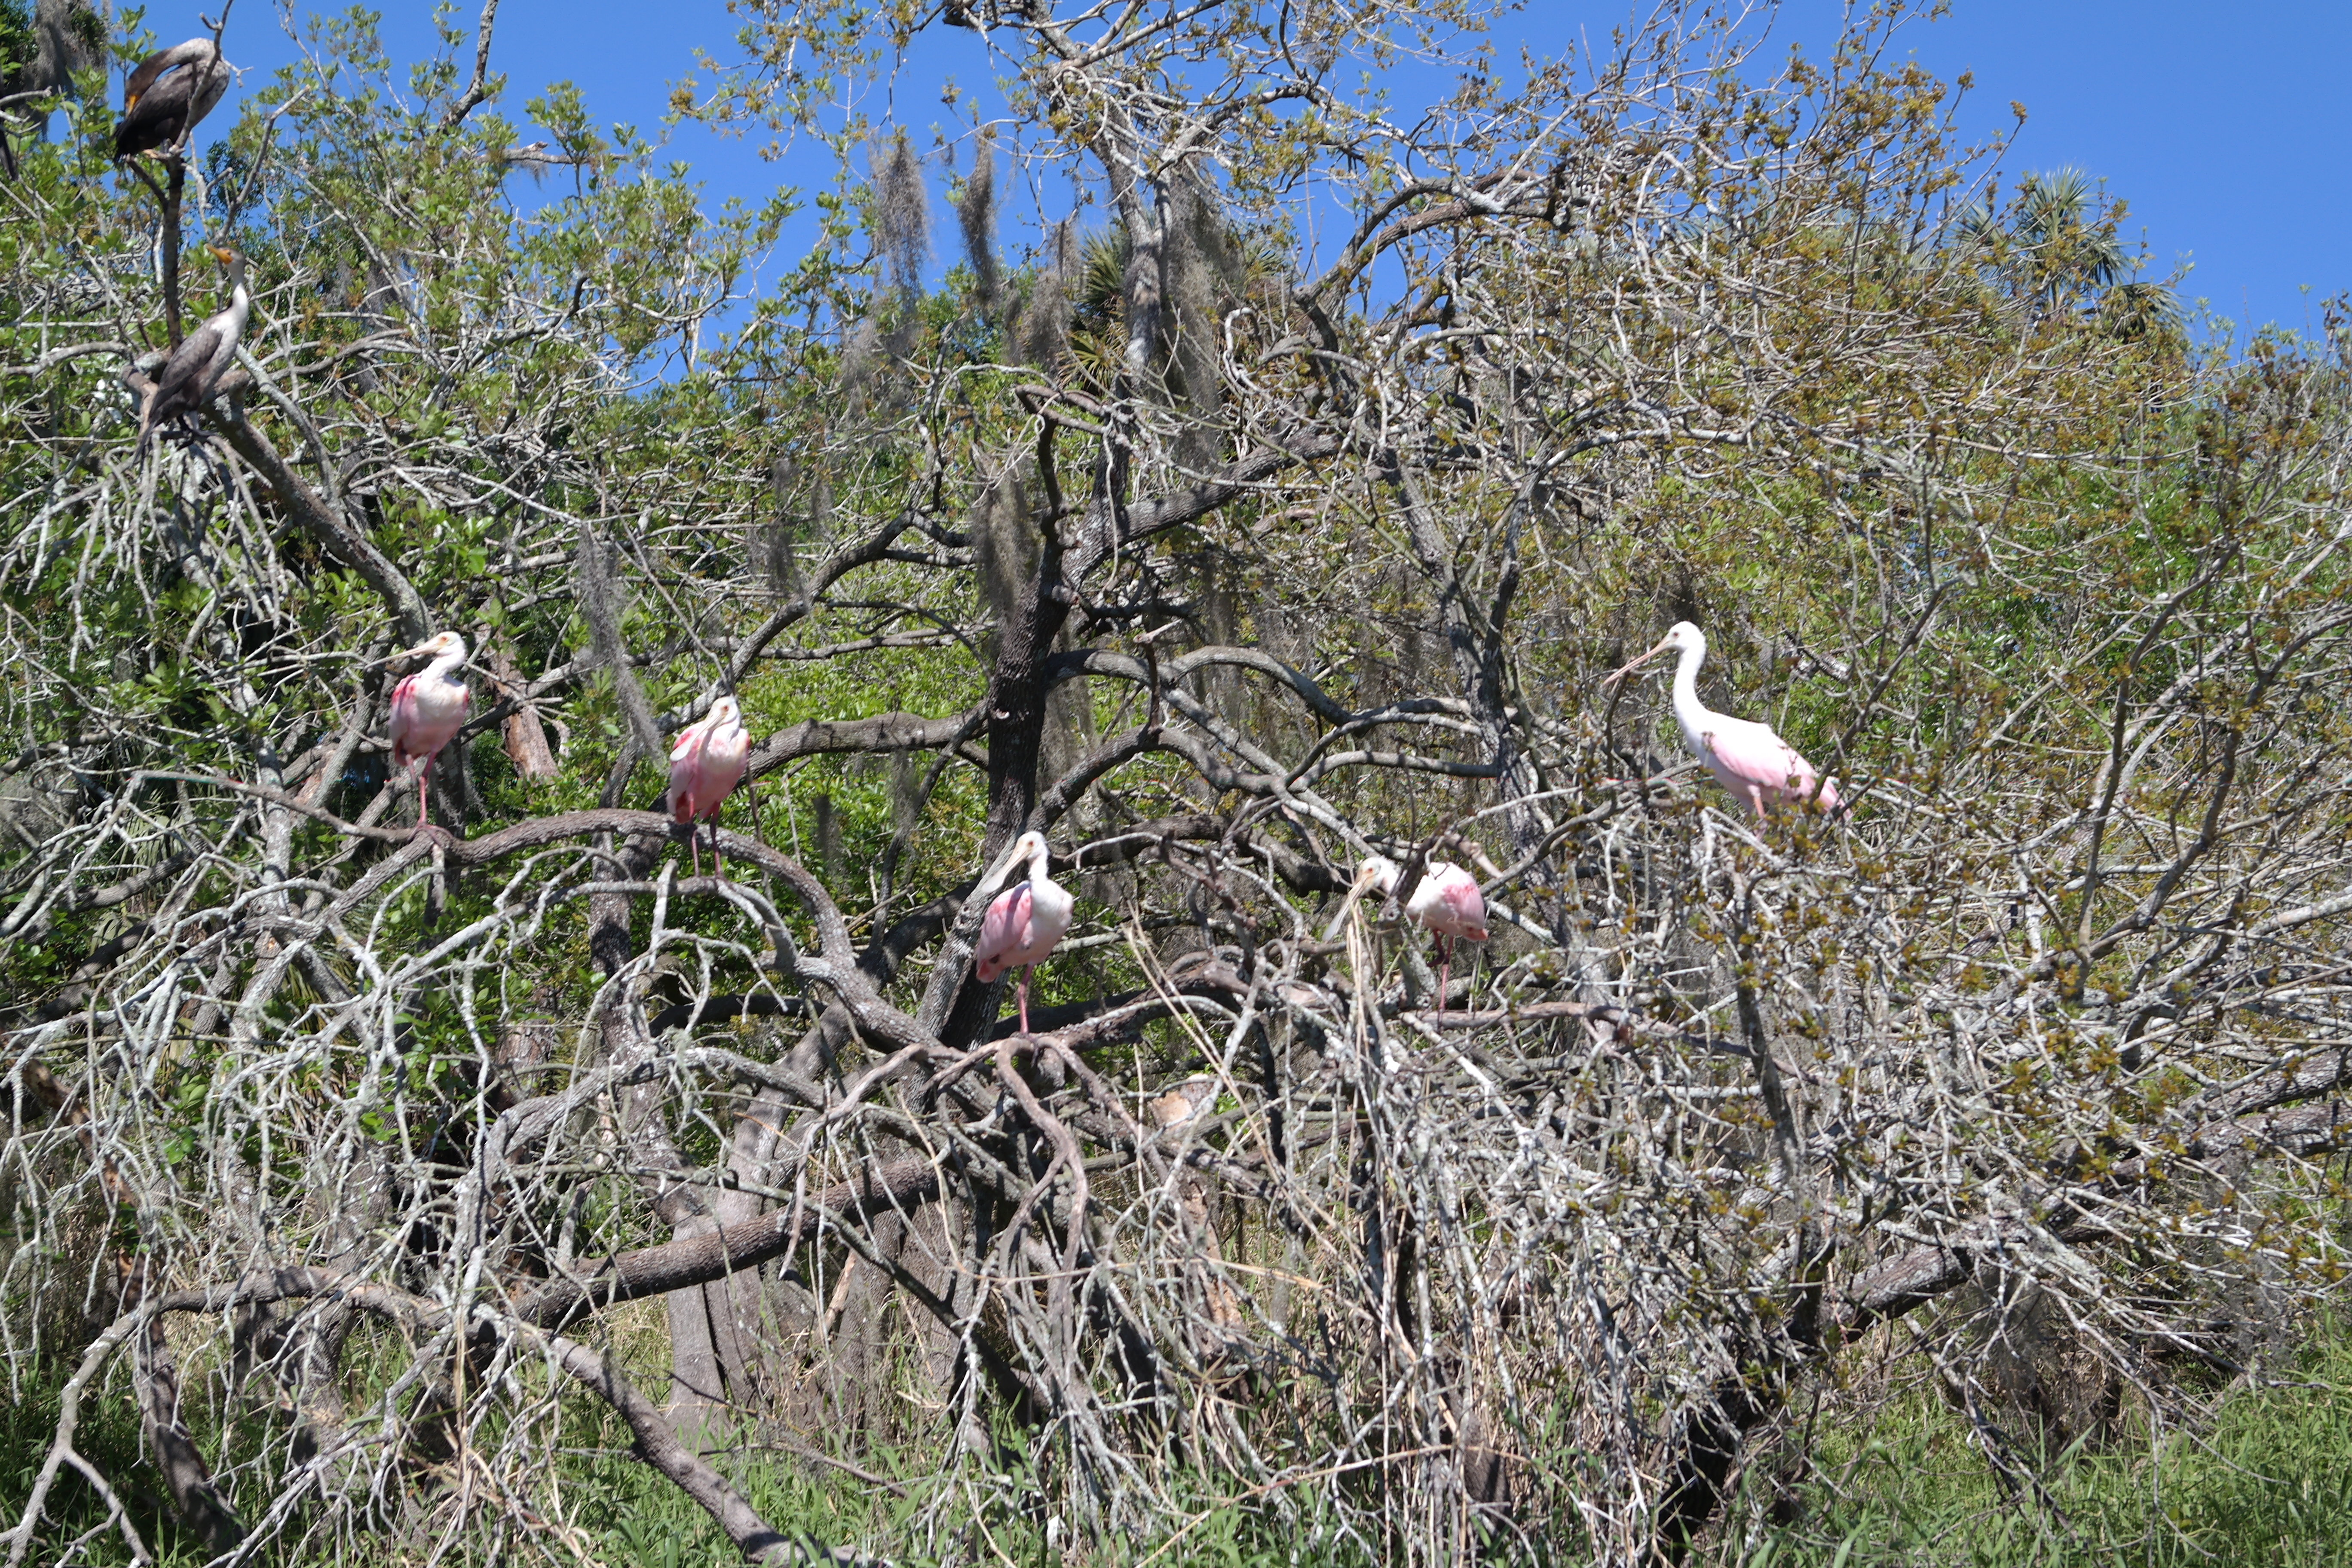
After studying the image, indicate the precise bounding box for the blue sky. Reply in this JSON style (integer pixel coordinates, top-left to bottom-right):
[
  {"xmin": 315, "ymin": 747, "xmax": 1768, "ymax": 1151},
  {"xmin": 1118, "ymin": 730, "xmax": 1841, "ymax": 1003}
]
[
  {"xmin": 155, "ymin": 0, "xmax": 2350, "ymax": 341},
  {"xmin": 1890, "ymin": 0, "xmax": 2350, "ymax": 341}
]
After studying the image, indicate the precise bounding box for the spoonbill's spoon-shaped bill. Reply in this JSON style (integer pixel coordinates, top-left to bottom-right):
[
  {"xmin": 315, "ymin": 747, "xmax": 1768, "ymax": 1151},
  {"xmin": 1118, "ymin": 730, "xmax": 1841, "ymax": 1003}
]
[{"xmin": 1605, "ymin": 621, "xmax": 1841, "ymax": 818}]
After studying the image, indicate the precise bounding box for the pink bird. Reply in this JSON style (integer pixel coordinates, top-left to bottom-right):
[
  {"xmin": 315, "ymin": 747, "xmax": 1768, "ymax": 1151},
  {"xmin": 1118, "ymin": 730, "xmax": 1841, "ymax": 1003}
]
[
  {"xmin": 1359, "ymin": 853, "xmax": 1489, "ymax": 1010},
  {"xmin": 973, "ymin": 830, "xmax": 1074, "ymax": 1035},
  {"xmin": 667, "ymin": 695, "xmax": 751, "ymax": 880},
  {"xmin": 387, "ymin": 631, "xmax": 472, "ymax": 829},
  {"xmin": 1606, "ymin": 621, "xmax": 1842, "ymax": 818}
]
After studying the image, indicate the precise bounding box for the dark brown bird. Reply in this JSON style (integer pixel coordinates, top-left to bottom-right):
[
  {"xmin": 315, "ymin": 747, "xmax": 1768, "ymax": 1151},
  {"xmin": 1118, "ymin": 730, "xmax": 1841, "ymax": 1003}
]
[
  {"xmin": 138, "ymin": 246, "xmax": 250, "ymax": 449},
  {"xmin": 114, "ymin": 38, "xmax": 230, "ymax": 161}
]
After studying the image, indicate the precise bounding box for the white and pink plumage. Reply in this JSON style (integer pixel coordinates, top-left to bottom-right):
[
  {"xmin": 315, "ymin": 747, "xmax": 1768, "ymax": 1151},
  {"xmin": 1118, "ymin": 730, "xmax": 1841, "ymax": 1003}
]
[
  {"xmin": 973, "ymin": 830, "xmax": 1074, "ymax": 1035},
  {"xmin": 1607, "ymin": 621, "xmax": 1841, "ymax": 818},
  {"xmin": 667, "ymin": 695, "xmax": 750, "ymax": 880},
  {"xmin": 1359, "ymin": 854, "xmax": 1489, "ymax": 1010},
  {"xmin": 388, "ymin": 631, "xmax": 471, "ymax": 829}
]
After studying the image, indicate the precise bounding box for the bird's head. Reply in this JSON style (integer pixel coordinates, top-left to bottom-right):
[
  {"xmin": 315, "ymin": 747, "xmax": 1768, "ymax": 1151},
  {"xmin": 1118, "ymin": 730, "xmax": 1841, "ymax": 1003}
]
[
  {"xmin": 707, "ymin": 695, "xmax": 742, "ymax": 729},
  {"xmin": 1355, "ymin": 854, "xmax": 1401, "ymax": 895},
  {"xmin": 984, "ymin": 830, "xmax": 1052, "ymax": 891},
  {"xmin": 396, "ymin": 631, "xmax": 469, "ymax": 670},
  {"xmin": 125, "ymin": 38, "xmax": 218, "ymax": 111},
  {"xmin": 1604, "ymin": 620, "xmax": 1706, "ymax": 686}
]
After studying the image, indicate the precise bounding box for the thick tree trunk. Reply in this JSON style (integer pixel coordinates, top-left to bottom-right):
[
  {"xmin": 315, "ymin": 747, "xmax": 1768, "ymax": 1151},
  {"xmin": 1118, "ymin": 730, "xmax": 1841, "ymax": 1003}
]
[
  {"xmin": 915, "ymin": 523, "xmax": 1071, "ymax": 1047},
  {"xmin": 28, "ymin": 0, "xmax": 100, "ymax": 126},
  {"xmin": 699, "ymin": 1085, "xmax": 792, "ymax": 1407}
]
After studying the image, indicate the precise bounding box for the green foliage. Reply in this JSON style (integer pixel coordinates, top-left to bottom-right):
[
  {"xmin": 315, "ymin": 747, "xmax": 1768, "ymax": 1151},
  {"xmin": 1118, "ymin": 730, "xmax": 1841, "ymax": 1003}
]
[
  {"xmin": 1722, "ymin": 1326, "xmax": 2352, "ymax": 1568},
  {"xmin": 0, "ymin": 0, "xmax": 32, "ymax": 91},
  {"xmin": 6, "ymin": 1, "xmax": 2352, "ymax": 1565}
]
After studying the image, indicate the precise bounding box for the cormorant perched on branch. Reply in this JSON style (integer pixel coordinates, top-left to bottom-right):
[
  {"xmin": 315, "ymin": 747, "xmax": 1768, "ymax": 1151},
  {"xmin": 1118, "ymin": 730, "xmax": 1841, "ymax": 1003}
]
[
  {"xmin": 114, "ymin": 38, "xmax": 230, "ymax": 160},
  {"xmin": 138, "ymin": 245, "xmax": 249, "ymax": 448}
]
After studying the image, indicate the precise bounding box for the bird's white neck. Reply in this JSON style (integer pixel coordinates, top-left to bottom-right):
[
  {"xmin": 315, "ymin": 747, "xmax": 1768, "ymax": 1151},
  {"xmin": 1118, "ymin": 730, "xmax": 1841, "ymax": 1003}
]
[
  {"xmin": 1669, "ymin": 638, "xmax": 1718, "ymax": 746},
  {"xmin": 424, "ymin": 650, "xmax": 466, "ymax": 684}
]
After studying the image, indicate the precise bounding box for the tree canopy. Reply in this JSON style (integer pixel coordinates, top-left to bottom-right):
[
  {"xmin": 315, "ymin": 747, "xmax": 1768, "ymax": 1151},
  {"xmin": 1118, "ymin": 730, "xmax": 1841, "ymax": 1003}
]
[{"xmin": 3, "ymin": 1, "xmax": 2349, "ymax": 1563}]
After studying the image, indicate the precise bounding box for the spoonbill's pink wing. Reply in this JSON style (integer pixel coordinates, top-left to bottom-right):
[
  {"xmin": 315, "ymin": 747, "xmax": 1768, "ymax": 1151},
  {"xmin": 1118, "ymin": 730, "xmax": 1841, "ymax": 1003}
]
[
  {"xmin": 1015, "ymin": 875, "xmax": 1075, "ymax": 965},
  {"xmin": 667, "ymin": 715, "xmax": 751, "ymax": 822},
  {"xmin": 390, "ymin": 674, "xmax": 467, "ymax": 770},
  {"xmin": 1405, "ymin": 864, "xmax": 1488, "ymax": 942},
  {"xmin": 1428, "ymin": 867, "xmax": 1488, "ymax": 942},
  {"xmin": 1699, "ymin": 716, "xmax": 1832, "ymax": 812},
  {"xmin": 974, "ymin": 882, "xmax": 1034, "ymax": 983},
  {"xmin": 699, "ymin": 724, "xmax": 750, "ymax": 818},
  {"xmin": 388, "ymin": 674, "xmax": 423, "ymax": 767},
  {"xmin": 667, "ymin": 726, "xmax": 707, "ymax": 822}
]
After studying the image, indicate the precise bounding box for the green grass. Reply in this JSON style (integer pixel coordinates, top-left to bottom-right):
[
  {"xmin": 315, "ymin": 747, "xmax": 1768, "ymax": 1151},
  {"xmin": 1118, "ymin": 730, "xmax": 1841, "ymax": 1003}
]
[
  {"xmin": 569, "ymin": 1432, "xmax": 1386, "ymax": 1568},
  {"xmin": 11, "ymin": 1323, "xmax": 2351, "ymax": 1566},
  {"xmin": 1727, "ymin": 1327, "xmax": 2352, "ymax": 1568}
]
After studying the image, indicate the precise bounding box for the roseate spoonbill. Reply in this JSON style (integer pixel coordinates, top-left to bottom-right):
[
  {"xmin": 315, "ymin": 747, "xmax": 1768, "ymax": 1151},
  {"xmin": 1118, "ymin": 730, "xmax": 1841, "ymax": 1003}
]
[
  {"xmin": 1358, "ymin": 854, "xmax": 1489, "ymax": 1009},
  {"xmin": 974, "ymin": 830, "xmax": 1073, "ymax": 1035},
  {"xmin": 1606, "ymin": 621, "xmax": 1842, "ymax": 818},
  {"xmin": 667, "ymin": 696, "xmax": 750, "ymax": 880},
  {"xmin": 138, "ymin": 246, "xmax": 249, "ymax": 450},
  {"xmin": 388, "ymin": 632, "xmax": 471, "ymax": 828},
  {"xmin": 115, "ymin": 38, "xmax": 230, "ymax": 161}
]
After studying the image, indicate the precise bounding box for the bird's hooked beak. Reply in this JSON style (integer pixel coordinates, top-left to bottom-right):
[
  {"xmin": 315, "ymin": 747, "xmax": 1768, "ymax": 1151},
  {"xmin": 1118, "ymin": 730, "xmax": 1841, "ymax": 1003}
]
[{"xmin": 1603, "ymin": 634, "xmax": 1675, "ymax": 689}]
